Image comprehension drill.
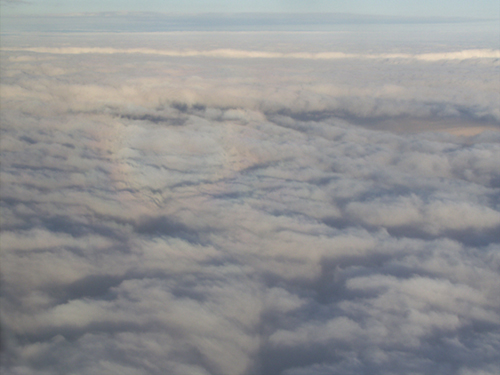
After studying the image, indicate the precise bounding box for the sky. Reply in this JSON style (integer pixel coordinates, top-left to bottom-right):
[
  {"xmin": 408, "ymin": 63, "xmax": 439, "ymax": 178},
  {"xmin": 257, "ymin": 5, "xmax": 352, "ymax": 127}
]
[
  {"xmin": 1, "ymin": 2, "xmax": 500, "ymax": 375},
  {"xmin": 1, "ymin": 0, "xmax": 499, "ymax": 18}
]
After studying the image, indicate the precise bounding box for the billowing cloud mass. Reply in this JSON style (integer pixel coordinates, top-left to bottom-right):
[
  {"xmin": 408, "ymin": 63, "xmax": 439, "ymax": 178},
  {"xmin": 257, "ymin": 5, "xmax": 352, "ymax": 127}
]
[{"xmin": 1, "ymin": 30, "xmax": 500, "ymax": 375}]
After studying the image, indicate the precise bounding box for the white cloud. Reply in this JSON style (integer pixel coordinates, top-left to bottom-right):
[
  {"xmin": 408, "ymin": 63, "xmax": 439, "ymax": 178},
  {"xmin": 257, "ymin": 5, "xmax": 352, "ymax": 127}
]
[
  {"xmin": 3, "ymin": 46, "xmax": 499, "ymax": 62},
  {"xmin": 1, "ymin": 31, "xmax": 500, "ymax": 375}
]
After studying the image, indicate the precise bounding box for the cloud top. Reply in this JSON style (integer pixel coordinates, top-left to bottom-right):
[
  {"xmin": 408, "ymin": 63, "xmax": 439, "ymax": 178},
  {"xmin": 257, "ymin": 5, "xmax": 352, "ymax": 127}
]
[
  {"xmin": 1, "ymin": 31, "xmax": 500, "ymax": 375},
  {"xmin": 3, "ymin": 46, "xmax": 500, "ymax": 61}
]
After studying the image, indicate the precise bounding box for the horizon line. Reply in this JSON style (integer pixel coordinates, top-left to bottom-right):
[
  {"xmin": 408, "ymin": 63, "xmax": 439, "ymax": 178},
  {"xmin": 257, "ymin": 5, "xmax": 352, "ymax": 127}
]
[{"xmin": 2, "ymin": 11, "xmax": 496, "ymax": 22}]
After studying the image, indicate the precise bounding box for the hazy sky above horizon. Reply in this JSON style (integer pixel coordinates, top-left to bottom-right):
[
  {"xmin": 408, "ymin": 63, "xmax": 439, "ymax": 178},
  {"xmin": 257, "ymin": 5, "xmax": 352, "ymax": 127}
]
[{"xmin": 1, "ymin": 0, "xmax": 499, "ymax": 18}]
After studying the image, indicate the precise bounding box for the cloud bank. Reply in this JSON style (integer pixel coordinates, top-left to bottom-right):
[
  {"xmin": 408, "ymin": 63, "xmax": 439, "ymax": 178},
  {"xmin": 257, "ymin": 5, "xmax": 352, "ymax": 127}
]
[
  {"xmin": 1, "ymin": 31, "xmax": 500, "ymax": 375},
  {"xmin": 3, "ymin": 46, "xmax": 499, "ymax": 61}
]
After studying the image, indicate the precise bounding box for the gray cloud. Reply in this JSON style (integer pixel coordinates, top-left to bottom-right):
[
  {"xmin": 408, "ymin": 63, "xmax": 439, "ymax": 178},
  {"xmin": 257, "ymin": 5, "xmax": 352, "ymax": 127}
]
[{"xmin": 1, "ymin": 30, "xmax": 500, "ymax": 375}]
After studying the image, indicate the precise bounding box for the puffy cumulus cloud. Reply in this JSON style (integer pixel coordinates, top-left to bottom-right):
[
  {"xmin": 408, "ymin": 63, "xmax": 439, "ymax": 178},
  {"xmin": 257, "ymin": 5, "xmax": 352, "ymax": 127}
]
[{"xmin": 1, "ymin": 31, "xmax": 500, "ymax": 375}]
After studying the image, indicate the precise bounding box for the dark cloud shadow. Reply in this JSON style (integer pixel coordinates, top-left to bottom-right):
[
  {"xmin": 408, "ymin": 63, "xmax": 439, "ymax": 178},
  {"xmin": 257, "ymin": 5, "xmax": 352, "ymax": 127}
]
[
  {"xmin": 133, "ymin": 215, "xmax": 205, "ymax": 244},
  {"xmin": 118, "ymin": 113, "xmax": 187, "ymax": 126}
]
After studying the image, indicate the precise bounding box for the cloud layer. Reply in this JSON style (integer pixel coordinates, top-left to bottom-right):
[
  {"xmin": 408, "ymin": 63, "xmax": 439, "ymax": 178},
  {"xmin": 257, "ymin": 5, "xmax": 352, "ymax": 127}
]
[
  {"xmin": 1, "ymin": 31, "xmax": 500, "ymax": 375},
  {"xmin": 4, "ymin": 46, "xmax": 499, "ymax": 61}
]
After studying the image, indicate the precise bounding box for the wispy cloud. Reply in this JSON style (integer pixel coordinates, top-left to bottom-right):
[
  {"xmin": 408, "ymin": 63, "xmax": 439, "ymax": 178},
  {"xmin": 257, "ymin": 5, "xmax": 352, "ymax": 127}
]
[{"xmin": 4, "ymin": 46, "xmax": 500, "ymax": 61}]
